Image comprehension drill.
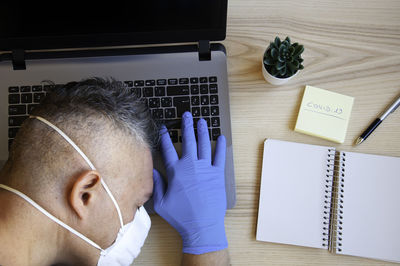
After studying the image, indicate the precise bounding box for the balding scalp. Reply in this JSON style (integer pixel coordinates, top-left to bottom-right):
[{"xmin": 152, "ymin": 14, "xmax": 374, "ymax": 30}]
[{"xmin": 5, "ymin": 78, "xmax": 159, "ymax": 194}]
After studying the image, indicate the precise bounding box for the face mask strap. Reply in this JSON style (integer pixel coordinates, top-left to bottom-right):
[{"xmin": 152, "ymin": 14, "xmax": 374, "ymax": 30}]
[
  {"xmin": 29, "ymin": 115, "xmax": 124, "ymax": 228},
  {"xmin": 99, "ymin": 179, "xmax": 124, "ymax": 228}
]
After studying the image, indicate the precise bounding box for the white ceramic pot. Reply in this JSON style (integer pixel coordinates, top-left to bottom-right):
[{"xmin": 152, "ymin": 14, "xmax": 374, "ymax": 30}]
[{"xmin": 262, "ymin": 59, "xmax": 298, "ymax": 85}]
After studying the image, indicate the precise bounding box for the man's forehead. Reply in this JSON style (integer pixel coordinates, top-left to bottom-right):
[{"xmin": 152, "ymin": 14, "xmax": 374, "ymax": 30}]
[{"xmin": 117, "ymin": 146, "xmax": 153, "ymax": 205}]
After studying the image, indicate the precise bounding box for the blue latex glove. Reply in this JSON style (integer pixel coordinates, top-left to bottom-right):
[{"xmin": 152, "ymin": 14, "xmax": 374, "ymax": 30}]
[{"xmin": 152, "ymin": 112, "xmax": 227, "ymax": 255}]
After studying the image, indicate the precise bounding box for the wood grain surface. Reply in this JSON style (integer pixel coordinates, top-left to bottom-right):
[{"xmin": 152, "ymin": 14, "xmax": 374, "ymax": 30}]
[{"xmin": 135, "ymin": 0, "xmax": 400, "ymax": 265}]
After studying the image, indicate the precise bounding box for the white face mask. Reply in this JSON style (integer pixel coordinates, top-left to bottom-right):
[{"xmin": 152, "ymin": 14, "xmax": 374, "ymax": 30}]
[{"xmin": 0, "ymin": 115, "xmax": 151, "ymax": 266}]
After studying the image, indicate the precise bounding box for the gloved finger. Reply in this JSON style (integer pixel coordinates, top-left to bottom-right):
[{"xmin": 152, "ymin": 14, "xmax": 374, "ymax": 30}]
[
  {"xmin": 197, "ymin": 119, "xmax": 211, "ymax": 163},
  {"xmin": 181, "ymin": 112, "xmax": 197, "ymax": 159},
  {"xmin": 152, "ymin": 169, "xmax": 166, "ymax": 208},
  {"xmin": 160, "ymin": 125, "xmax": 179, "ymax": 166},
  {"xmin": 213, "ymin": 135, "xmax": 226, "ymax": 168}
]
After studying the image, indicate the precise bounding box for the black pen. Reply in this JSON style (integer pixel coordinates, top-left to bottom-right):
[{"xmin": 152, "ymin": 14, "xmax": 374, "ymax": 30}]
[{"xmin": 355, "ymin": 94, "xmax": 400, "ymax": 145}]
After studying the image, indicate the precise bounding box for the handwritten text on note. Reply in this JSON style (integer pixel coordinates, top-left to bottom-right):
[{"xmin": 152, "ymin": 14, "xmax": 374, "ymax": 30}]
[{"xmin": 306, "ymin": 101, "xmax": 344, "ymax": 117}]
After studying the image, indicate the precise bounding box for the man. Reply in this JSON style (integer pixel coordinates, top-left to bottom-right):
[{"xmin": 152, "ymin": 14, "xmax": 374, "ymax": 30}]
[{"xmin": 0, "ymin": 78, "xmax": 229, "ymax": 265}]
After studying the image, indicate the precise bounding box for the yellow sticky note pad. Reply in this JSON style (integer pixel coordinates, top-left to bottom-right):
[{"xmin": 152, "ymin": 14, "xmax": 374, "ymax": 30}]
[{"xmin": 295, "ymin": 86, "xmax": 354, "ymax": 143}]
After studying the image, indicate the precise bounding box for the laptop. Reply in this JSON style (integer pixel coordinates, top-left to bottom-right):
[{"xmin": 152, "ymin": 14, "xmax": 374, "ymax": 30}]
[{"xmin": 0, "ymin": 1, "xmax": 236, "ymax": 209}]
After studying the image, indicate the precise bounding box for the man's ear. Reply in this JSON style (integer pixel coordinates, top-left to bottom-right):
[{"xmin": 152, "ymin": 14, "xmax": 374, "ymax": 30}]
[{"xmin": 69, "ymin": 170, "xmax": 102, "ymax": 219}]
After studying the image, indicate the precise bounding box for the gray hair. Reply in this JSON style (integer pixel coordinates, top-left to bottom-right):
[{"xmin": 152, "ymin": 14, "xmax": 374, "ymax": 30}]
[{"xmin": 32, "ymin": 77, "xmax": 159, "ymax": 151}]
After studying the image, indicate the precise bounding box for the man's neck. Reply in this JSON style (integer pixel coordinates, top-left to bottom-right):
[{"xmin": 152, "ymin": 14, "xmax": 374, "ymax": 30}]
[{"xmin": 0, "ymin": 189, "xmax": 63, "ymax": 265}]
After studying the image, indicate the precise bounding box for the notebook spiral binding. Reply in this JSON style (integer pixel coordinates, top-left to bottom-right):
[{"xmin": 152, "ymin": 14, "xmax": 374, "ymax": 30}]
[
  {"xmin": 336, "ymin": 152, "xmax": 346, "ymax": 252},
  {"xmin": 322, "ymin": 149, "xmax": 336, "ymax": 248},
  {"xmin": 322, "ymin": 149, "xmax": 345, "ymax": 253}
]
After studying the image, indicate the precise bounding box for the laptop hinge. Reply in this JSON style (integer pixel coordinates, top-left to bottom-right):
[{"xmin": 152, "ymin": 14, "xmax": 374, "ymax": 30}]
[
  {"xmin": 12, "ymin": 49, "xmax": 26, "ymax": 70},
  {"xmin": 198, "ymin": 40, "xmax": 211, "ymax": 61}
]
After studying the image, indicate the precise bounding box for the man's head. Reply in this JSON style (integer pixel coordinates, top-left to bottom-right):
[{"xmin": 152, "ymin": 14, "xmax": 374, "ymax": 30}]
[{"xmin": 1, "ymin": 78, "xmax": 158, "ymax": 259}]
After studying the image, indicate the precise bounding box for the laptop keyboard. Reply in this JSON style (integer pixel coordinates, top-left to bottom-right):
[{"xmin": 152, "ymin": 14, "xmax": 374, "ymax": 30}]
[{"xmin": 7, "ymin": 76, "xmax": 221, "ymax": 150}]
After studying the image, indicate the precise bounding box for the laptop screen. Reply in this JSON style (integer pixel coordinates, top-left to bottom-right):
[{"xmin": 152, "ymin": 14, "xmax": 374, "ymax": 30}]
[{"xmin": 0, "ymin": 0, "xmax": 227, "ymax": 51}]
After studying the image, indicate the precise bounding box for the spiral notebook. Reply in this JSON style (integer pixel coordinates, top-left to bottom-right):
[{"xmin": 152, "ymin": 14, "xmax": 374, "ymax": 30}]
[{"xmin": 256, "ymin": 139, "xmax": 400, "ymax": 263}]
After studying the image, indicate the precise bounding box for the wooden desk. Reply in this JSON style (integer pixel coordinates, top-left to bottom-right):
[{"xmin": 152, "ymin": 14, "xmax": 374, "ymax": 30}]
[{"xmin": 136, "ymin": 0, "xmax": 400, "ymax": 265}]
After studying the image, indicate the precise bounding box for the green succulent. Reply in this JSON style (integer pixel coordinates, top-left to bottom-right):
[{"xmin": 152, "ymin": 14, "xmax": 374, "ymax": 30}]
[{"xmin": 263, "ymin": 36, "xmax": 304, "ymax": 79}]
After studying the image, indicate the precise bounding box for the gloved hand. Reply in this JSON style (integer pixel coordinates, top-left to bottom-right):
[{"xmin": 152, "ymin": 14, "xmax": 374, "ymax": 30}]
[{"xmin": 152, "ymin": 112, "xmax": 227, "ymax": 255}]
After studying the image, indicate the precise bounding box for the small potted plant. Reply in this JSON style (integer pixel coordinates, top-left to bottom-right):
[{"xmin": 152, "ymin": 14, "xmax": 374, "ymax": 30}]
[{"xmin": 262, "ymin": 36, "xmax": 304, "ymax": 85}]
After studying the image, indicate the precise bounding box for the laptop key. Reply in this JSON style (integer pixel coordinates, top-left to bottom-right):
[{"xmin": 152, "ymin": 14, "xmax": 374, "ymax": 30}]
[
  {"xmin": 130, "ymin": 88, "xmax": 141, "ymax": 98},
  {"xmin": 192, "ymin": 107, "xmax": 201, "ymax": 117},
  {"xmin": 161, "ymin": 97, "xmax": 172, "ymax": 107},
  {"xmin": 8, "ymin": 128, "xmax": 19, "ymax": 138},
  {"xmin": 43, "ymin": 85, "xmax": 55, "ymax": 92},
  {"xmin": 28, "ymin": 104, "xmax": 39, "ymax": 114},
  {"xmin": 167, "ymin": 86, "xmax": 189, "ymax": 96},
  {"xmin": 200, "ymin": 84, "xmax": 208, "ymax": 94},
  {"xmin": 179, "ymin": 78, "xmax": 189, "ymax": 84},
  {"xmin": 124, "ymin": 81, "xmax": 133, "ymax": 87},
  {"xmin": 33, "ymin": 93, "xmax": 46, "ymax": 103},
  {"xmin": 200, "ymin": 77, "xmax": 208, "ymax": 83},
  {"xmin": 145, "ymin": 80, "xmax": 155, "ymax": 86},
  {"xmin": 143, "ymin": 87, "xmax": 154, "ymax": 97},
  {"xmin": 201, "ymin": 95, "xmax": 209, "ymax": 105},
  {"xmin": 152, "ymin": 109, "xmax": 164, "ymax": 119},
  {"xmin": 149, "ymin": 98, "xmax": 160, "ymax": 108},
  {"xmin": 190, "ymin": 85, "xmax": 199, "ymax": 94},
  {"xmin": 212, "ymin": 128, "xmax": 221, "ymax": 141},
  {"xmin": 164, "ymin": 108, "xmax": 176, "ymax": 119},
  {"xmin": 20, "ymin": 86, "xmax": 31, "ymax": 92},
  {"xmin": 9, "ymin": 86, "xmax": 19, "ymax": 93},
  {"xmin": 8, "ymin": 94, "xmax": 20, "ymax": 104},
  {"xmin": 173, "ymin": 96, "xmax": 190, "ymax": 117},
  {"xmin": 157, "ymin": 79, "xmax": 167, "ymax": 86},
  {"xmin": 168, "ymin": 79, "xmax": 178, "ymax": 85},
  {"xmin": 209, "ymin": 84, "xmax": 218, "ymax": 94},
  {"xmin": 209, "ymin": 76, "xmax": 217, "ymax": 83},
  {"xmin": 9, "ymin": 116, "xmax": 28, "ymax": 126},
  {"xmin": 211, "ymin": 117, "xmax": 220, "ymax": 127},
  {"xmin": 9, "ymin": 105, "xmax": 26, "ymax": 115},
  {"xmin": 201, "ymin": 107, "xmax": 210, "ymax": 116},
  {"xmin": 164, "ymin": 119, "xmax": 181, "ymax": 129},
  {"xmin": 190, "ymin": 77, "xmax": 199, "ymax": 83},
  {"xmin": 134, "ymin": 80, "xmax": 144, "ymax": 87},
  {"xmin": 210, "ymin": 95, "xmax": 219, "ymax": 105},
  {"xmin": 191, "ymin": 96, "xmax": 200, "ymax": 106},
  {"xmin": 155, "ymin": 86, "xmax": 166, "ymax": 96},
  {"xmin": 211, "ymin": 106, "xmax": 219, "ymax": 116},
  {"xmin": 32, "ymin": 85, "xmax": 43, "ymax": 92},
  {"xmin": 21, "ymin": 93, "xmax": 33, "ymax": 103}
]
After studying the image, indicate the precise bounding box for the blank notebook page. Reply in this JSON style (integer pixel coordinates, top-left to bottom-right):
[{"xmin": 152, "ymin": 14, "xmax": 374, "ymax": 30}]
[
  {"xmin": 338, "ymin": 151, "xmax": 400, "ymax": 262},
  {"xmin": 256, "ymin": 139, "xmax": 332, "ymax": 249}
]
